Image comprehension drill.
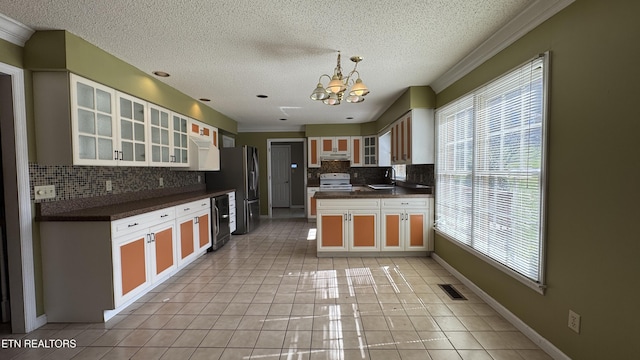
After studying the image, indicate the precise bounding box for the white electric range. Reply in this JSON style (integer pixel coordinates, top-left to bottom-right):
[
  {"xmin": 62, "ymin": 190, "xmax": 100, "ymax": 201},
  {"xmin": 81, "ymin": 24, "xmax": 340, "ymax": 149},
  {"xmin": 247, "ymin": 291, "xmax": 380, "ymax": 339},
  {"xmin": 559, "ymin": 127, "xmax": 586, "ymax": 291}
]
[{"xmin": 319, "ymin": 173, "xmax": 353, "ymax": 191}]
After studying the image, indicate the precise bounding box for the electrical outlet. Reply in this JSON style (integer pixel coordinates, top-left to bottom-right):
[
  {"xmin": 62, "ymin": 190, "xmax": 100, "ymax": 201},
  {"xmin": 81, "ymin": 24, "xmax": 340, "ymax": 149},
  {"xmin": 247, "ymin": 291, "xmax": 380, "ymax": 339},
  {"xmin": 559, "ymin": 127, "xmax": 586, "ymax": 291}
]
[
  {"xmin": 106, "ymin": 180, "xmax": 112, "ymax": 192},
  {"xmin": 34, "ymin": 185, "xmax": 56, "ymax": 200},
  {"xmin": 354, "ymin": 172, "xmax": 358, "ymax": 178},
  {"xmin": 568, "ymin": 310, "xmax": 581, "ymax": 333},
  {"xmin": 159, "ymin": 177, "xmax": 164, "ymax": 187},
  {"xmin": 197, "ymin": 175, "xmax": 201, "ymax": 183}
]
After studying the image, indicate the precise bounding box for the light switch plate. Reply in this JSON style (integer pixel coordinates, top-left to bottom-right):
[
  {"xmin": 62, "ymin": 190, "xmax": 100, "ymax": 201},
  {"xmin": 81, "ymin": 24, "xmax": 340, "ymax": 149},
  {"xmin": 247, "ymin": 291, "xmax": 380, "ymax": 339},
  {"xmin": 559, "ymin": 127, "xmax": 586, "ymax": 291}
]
[{"xmin": 34, "ymin": 185, "xmax": 56, "ymax": 200}]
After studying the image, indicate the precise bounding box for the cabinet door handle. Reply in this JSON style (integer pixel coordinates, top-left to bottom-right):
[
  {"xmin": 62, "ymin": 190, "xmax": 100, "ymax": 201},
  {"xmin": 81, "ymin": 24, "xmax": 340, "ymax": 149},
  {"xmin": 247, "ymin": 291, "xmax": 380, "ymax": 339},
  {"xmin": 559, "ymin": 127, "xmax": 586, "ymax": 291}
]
[
  {"xmin": 150, "ymin": 233, "xmax": 156, "ymax": 242},
  {"xmin": 344, "ymin": 213, "xmax": 348, "ymax": 222},
  {"xmin": 146, "ymin": 234, "xmax": 152, "ymax": 243},
  {"xmin": 128, "ymin": 222, "xmax": 139, "ymax": 228},
  {"xmin": 114, "ymin": 150, "xmax": 119, "ymax": 160},
  {"xmin": 194, "ymin": 216, "xmax": 199, "ymax": 224}
]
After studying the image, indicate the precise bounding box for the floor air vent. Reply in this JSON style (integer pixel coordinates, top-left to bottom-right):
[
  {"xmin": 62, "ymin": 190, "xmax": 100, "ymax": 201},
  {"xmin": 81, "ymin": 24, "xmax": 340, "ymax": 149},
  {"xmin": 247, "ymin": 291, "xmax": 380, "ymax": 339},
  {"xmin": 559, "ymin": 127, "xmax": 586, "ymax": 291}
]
[{"xmin": 438, "ymin": 284, "xmax": 467, "ymax": 300}]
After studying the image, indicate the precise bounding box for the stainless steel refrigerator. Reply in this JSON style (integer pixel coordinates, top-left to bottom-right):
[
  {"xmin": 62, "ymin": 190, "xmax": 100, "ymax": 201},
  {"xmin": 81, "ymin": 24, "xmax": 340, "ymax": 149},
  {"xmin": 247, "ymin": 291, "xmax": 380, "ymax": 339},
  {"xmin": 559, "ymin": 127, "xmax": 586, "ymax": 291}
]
[{"xmin": 206, "ymin": 146, "xmax": 260, "ymax": 234}]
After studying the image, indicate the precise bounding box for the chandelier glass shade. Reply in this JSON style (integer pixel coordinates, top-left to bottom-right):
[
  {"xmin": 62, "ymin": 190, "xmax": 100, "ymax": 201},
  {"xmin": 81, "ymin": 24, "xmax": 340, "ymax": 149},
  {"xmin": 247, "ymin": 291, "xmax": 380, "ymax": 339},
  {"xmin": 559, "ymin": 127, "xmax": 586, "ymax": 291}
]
[{"xmin": 310, "ymin": 51, "xmax": 369, "ymax": 105}]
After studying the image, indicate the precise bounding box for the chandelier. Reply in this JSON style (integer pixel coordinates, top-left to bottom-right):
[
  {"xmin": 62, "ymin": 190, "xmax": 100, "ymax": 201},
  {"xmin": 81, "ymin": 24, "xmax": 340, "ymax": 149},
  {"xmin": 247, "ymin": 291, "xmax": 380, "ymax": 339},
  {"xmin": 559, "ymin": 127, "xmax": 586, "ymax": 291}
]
[{"xmin": 309, "ymin": 51, "xmax": 370, "ymax": 105}]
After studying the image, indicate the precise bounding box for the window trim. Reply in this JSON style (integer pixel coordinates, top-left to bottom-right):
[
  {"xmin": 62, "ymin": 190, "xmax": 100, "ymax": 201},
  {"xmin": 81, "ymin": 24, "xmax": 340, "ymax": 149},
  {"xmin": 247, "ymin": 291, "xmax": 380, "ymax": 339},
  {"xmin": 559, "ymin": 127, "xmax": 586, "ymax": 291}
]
[{"xmin": 435, "ymin": 52, "xmax": 550, "ymax": 292}]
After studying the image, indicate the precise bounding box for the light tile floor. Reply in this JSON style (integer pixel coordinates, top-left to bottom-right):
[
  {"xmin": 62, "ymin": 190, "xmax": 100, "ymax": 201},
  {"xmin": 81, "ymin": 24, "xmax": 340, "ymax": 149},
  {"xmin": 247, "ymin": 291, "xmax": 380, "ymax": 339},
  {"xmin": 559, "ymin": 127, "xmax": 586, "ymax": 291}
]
[{"xmin": 1, "ymin": 217, "xmax": 552, "ymax": 360}]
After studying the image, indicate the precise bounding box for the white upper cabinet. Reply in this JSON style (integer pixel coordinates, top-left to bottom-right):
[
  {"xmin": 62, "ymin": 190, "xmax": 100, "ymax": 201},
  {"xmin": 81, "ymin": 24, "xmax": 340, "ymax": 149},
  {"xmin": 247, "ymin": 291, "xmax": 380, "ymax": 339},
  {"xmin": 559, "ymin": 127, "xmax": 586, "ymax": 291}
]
[
  {"xmin": 308, "ymin": 137, "xmax": 320, "ymax": 168},
  {"xmin": 320, "ymin": 136, "xmax": 351, "ymax": 156},
  {"xmin": 390, "ymin": 108, "xmax": 435, "ymax": 165},
  {"xmin": 171, "ymin": 113, "xmax": 190, "ymax": 167},
  {"xmin": 350, "ymin": 136, "xmax": 363, "ymax": 167},
  {"xmin": 33, "ymin": 72, "xmax": 203, "ymax": 168},
  {"xmin": 116, "ymin": 92, "xmax": 148, "ymax": 166},
  {"xmin": 148, "ymin": 104, "xmax": 173, "ymax": 166},
  {"xmin": 363, "ymin": 135, "xmax": 377, "ymax": 166},
  {"xmin": 71, "ymin": 74, "xmax": 118, "ymax": 166}
]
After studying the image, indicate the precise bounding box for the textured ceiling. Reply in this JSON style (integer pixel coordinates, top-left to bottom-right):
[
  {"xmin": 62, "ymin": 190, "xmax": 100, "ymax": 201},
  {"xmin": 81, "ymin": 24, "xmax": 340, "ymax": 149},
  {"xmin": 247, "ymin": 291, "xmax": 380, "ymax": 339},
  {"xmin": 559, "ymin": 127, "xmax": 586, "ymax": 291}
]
[{"xmin": 0, "ymin": 0, "xmax": 534, "ymax": 131}]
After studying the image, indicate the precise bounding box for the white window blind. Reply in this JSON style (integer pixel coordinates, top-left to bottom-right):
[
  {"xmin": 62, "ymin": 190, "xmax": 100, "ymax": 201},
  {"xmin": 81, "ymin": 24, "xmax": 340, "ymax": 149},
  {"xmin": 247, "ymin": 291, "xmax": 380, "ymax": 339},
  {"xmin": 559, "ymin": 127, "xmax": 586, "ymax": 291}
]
[{"xmin": 435, "ymin": 55, "xmax": 547, "ymax": 284}]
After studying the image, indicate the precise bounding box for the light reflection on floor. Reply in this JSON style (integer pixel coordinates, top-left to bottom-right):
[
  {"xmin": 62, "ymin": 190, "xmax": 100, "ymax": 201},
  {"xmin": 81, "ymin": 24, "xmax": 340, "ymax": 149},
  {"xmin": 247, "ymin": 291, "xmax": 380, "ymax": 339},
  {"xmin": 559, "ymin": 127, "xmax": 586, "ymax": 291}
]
[{"xmin": 2, "ymin": 217, "xmax": 551, "ymax": 360}]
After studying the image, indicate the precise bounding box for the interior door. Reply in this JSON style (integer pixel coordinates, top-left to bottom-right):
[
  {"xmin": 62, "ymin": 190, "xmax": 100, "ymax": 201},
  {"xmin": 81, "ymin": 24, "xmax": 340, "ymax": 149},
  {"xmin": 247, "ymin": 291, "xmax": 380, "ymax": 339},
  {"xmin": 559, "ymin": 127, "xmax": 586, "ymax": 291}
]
[{"xmin": 271, "ymin": 145, "xmax": 291, "ymax": 208}]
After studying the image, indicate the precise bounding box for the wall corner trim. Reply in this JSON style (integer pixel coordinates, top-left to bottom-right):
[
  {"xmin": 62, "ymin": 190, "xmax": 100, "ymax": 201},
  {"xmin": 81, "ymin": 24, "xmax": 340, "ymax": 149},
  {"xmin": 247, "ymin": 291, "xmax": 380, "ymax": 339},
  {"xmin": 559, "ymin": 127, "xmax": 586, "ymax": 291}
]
[
  {"xmin": 430, "ymin": 0, "xmax": 574, "ymax": 93},
  {"xmin": 431, "ymin": 254, "xmax": 570, "ymax": 360},
  {"xmin": 0, "ymin": 13, "xmax": 34, "ymax": 46}
]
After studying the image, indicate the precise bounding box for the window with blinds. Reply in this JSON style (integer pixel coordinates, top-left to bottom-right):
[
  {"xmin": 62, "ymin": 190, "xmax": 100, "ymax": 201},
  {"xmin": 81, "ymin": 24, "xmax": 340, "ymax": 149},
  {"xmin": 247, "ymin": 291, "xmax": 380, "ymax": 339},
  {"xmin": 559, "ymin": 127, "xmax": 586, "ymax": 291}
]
[{"xmin": 435, "ymin": 54, "xmax": 548, "ymax": 286}]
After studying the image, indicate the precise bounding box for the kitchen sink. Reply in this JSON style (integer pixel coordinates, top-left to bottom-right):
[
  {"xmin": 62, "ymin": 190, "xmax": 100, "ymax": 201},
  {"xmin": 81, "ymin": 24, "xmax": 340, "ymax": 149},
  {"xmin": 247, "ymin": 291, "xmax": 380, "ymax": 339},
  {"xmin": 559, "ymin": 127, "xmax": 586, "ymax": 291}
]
[{"xmin": 367, "ymin": 184, "xmax": 396, "ymax": 190}]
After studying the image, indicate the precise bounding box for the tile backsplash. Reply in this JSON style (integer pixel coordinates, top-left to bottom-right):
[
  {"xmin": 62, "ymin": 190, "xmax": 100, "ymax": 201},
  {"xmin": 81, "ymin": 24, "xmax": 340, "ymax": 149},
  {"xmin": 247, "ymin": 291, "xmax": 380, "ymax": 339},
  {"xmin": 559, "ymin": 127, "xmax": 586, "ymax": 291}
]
[
  {"xmin": 406, "ymin": 164, "xmax": 435, "ymax": 186},
  {"xmin": 29, "ymin": 163, "xmax": 203, "ymax": 203},
  {"xmin": 308, "ymin": 163, "xmax": 435, "ymax": 186}
]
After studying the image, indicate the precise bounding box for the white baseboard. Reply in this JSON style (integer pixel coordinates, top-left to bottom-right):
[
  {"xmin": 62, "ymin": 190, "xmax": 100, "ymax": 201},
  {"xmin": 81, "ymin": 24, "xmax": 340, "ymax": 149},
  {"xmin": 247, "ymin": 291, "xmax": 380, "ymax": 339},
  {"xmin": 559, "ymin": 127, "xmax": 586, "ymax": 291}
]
[
  {"xmin": 35, "ymin": 314, "xmax": 47, "ymax": 329},
  {"xmin": 431, "ymin": 254, "xmax": 570, "ymax": 360}
]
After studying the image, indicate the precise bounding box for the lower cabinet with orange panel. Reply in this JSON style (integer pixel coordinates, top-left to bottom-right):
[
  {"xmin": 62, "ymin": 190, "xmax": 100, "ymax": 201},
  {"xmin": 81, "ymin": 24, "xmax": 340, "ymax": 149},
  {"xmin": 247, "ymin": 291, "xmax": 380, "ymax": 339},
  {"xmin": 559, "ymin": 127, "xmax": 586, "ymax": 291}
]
[
  {"xmin": 380, "ymin": 198, "xmax": 434, "ymax": 252},
  {"xmin": 176, "ymin": 198, "xmax": 211, "ymax": 267},
  {"xmin": 40, "ymin": 197, "xmax": 213, "ymax": 323},
  {"xmin": 112, "ymin": 215, "xmax": 177, "ymax": 309},
  {"xmin": 307, "ymin": 187, "xmax": 319, "ymax": 220},
  {"xmin": 316, "ymin": 198, "xmax": 380, "ymax": 254}
]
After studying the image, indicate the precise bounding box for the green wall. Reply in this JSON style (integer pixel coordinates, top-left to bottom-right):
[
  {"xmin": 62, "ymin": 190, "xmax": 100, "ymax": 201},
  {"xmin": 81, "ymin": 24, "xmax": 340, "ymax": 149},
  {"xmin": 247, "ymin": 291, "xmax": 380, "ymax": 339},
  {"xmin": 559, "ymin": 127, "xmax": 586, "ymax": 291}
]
[
  {"xmin": 374, "ymin": 86, "xmax": 435, "ymax": 132},
  {"xmin": 0, "ymin": 38, "xmax": 23, "ymax": 68},
  {"xmin": 24, "ymin": 31, "xmax": 238, "ymax": 134},
  {"xmin": 434, "ymin": 1, "xmax": 639, "ymax": 358},
  {"xmin": 305, "ymin": 123, "xmax": 363, "ymax": 137},
  {"xmin": 235, "ymin": 132, "xmax": 306, "ymax": 215}
]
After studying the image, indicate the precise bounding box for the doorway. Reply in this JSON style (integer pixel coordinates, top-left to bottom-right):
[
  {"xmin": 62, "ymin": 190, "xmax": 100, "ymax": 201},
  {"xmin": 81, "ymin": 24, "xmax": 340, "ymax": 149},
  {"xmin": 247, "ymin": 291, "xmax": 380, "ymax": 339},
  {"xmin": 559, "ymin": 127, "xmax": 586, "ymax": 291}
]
[
  {"xmin": 271, "ymin": 144, "xmax": 291, "ymax": 208},
  {"xmin": 0, "ymin": 81, "xmax": 8, "ymax": 329},
  {"xmin": 267, "ymin": 138, "xmax": 306, "ymax": 218},
  {"xmin": 1, "ymin": 63, "xmax": 41, "ymax": 333}
]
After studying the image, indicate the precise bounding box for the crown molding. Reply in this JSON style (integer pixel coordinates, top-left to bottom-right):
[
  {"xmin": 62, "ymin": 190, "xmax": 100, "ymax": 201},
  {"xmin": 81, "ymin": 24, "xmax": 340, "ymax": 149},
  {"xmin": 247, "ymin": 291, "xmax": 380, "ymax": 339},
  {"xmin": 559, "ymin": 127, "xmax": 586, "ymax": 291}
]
[
  {"xmin": 0, "ymin": 13, "xmax": 34, "ymax": 46},
  {"xmin": 431, "ymin": 0, "xmax": 575, "ymax": 94},
  {"xmin": 237, "ymin": 123, "xmax": 306, "ymax": 133}
]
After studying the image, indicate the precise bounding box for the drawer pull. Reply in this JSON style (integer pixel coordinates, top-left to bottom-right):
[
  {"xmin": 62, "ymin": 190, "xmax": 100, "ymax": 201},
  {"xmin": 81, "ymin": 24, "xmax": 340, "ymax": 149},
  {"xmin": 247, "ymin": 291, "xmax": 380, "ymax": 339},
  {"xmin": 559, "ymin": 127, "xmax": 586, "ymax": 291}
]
[
  {"xmin": 160, "ymin": 214, "xmax": 169, "ymax": 218},
  {"xmin": 184, "ymin": 207, "xmax": 190, "ymax": 211},
  {"xmin": 128, "ymin": 222, "xmax": 139, "ymax": 228}
]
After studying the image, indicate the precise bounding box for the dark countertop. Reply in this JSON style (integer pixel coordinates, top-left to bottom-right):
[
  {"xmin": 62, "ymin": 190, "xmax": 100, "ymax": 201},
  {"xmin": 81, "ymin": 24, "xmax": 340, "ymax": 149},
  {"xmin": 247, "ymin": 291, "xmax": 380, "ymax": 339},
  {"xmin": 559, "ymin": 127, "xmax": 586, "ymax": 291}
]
[
  {"xmin": 36, "ymin": 189, "xmax": 235, "ymax": 222},
  {"xmin": 314, "ymin": 185, "xmax": 433, "ymax": 199}
]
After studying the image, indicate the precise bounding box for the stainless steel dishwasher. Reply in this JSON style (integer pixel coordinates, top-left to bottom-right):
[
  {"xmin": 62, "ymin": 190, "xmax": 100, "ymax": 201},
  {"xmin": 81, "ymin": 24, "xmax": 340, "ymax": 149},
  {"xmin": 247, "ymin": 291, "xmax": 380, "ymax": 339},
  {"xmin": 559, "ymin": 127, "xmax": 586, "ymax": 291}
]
[{"xmin": 210, "ymin": 194, "xmax": 231, "ymax": 251}]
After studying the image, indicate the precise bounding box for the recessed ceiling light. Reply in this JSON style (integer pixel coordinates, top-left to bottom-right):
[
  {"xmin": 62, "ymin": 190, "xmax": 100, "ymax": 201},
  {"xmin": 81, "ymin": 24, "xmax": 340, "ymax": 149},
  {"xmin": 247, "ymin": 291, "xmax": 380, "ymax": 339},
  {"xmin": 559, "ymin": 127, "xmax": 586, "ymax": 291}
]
[
  {"xmin": 256, "ymin": 94, "xmax": 268, "ymax": 98},
  {"xmin": 346, "ymin": 117, "xmax": 354, "ymax": 120},
  {"xmin": 199, "ymin": 98, "xmax": 211, "ymax": 102},
  {"xmin": 279, "ymin": 118, "xmax": 287, "ymax": 121},
  {"xmin": 152, "ymin": 71, "xmax": 170, "ymax": 77}
]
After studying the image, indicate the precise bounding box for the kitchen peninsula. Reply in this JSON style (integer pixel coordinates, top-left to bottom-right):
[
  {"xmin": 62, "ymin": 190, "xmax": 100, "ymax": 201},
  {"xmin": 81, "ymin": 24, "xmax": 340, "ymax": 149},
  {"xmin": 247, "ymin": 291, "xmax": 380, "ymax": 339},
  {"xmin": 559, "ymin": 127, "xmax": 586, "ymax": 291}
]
[{"xmin": 314, "ymin": 186, "xmax": 434, "ymax": 256}]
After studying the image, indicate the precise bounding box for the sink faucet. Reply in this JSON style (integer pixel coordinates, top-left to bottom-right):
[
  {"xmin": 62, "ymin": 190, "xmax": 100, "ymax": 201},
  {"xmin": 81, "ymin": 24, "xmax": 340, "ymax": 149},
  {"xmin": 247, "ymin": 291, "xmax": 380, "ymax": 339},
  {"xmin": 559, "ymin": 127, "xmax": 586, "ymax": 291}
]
[{"xmin": 385, "ymin": 167, "xmax": 396, "ymax": 185}]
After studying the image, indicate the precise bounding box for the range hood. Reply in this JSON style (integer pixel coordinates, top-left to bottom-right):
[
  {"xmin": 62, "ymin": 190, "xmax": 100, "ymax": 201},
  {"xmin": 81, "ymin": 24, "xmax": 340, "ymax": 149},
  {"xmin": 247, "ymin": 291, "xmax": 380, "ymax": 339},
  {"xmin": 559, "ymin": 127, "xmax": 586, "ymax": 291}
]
[
  {"xmin": 180, "ymin": 136, "xmax": 220, "ymax": 171},
  {"xmin": 320, "ymin": 153, "xmax": 350, "ymax": 161}
]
